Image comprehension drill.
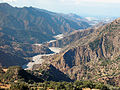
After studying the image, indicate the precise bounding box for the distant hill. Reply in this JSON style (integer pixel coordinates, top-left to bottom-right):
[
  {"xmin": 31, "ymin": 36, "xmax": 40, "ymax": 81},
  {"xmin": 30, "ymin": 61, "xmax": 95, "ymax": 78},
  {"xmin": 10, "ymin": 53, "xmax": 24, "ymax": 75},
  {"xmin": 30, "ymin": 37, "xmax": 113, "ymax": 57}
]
[
  {"xmin": 0, "ymin": 3, "xmax": 90, "ymax": 44},
  {"xmin": 60, "ymin": 13, "xmax": 90, "ymax": 25}
]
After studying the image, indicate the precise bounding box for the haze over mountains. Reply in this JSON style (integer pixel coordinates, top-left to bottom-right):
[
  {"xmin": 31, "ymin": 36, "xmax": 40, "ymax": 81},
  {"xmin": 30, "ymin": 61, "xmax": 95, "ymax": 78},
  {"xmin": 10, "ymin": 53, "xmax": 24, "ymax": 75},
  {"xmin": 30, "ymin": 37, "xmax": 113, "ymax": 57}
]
[{"xmin": 0, "ymin": 2, "xmax": 120, "ymax": 89}]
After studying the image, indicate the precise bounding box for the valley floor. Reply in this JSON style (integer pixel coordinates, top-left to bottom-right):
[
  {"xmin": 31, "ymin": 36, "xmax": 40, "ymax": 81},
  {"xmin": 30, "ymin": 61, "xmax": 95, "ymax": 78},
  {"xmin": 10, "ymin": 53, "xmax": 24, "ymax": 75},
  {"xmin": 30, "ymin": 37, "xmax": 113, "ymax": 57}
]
[{"xmin": 22, "ymin": 34, "xmax": 62, "ymax": 70}]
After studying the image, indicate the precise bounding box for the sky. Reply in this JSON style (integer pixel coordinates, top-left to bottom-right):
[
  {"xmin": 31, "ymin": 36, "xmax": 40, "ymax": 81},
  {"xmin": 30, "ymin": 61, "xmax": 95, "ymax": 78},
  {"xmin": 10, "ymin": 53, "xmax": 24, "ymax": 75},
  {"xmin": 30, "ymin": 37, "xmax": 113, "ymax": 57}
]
[{"xmin": 0, "ymin": 0, "xmax": 120, "ymax": 17}]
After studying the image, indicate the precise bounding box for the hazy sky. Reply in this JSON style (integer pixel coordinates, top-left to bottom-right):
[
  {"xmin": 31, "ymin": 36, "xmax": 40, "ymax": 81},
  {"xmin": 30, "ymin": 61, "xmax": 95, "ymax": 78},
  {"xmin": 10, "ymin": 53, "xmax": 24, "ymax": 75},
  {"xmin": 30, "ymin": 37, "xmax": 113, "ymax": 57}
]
[{"xmin": 0, "ymin": 0, "xmax": 120, "ymax": 17}]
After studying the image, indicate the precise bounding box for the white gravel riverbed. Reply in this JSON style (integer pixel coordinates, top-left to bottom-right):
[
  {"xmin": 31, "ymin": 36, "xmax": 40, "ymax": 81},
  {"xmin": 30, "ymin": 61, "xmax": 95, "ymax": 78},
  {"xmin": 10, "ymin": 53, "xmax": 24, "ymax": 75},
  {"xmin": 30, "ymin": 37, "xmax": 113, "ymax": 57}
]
[
  {"xmin": 22, "ymin": 47, "xmax": 61, "ymax": 70},
  {"xmin": 22, "ymin": 34, "xmax": 63, "ymax": 70}
]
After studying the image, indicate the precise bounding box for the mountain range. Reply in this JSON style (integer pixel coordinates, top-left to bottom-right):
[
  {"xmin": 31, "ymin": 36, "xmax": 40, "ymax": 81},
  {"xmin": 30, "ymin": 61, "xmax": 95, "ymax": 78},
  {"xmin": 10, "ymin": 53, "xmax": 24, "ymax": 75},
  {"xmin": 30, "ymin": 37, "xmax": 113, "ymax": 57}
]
[
  {"xmin": 0, "ymin": 3, "xmax": 90, "ymax": 44},
  {"xmin": 35, "ymin": 18, "xmax": 120, "ymax": 86},
  {"xmin": 0, "ymin": 3, "xmax": 90, "ymax": 67},
  {"xmin": 0, "ymin": 3, "xmax": 120, "ymax": 88}
]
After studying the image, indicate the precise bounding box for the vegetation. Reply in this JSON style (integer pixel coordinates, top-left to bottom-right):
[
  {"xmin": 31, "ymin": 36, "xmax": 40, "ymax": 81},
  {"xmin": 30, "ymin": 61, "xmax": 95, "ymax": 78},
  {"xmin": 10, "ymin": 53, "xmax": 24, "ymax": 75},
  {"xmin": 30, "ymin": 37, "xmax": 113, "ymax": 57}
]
[
  {"xmin": 7, "ymin": 80, "xmax": 120, "ymax": 90},
  {"xmin": 89, "ymin": 38, "xmax": 101, "ymax": 51},
  {"xmin": 0, "ymin": 66, "xmax": 119, "ymax": 90},
  {"xmin": 0, "ymin": 66, "xmax": 43, "ymax": 83},
  {"xmin": 0, "ymin": 81, "xmax": 110, "ymax": 90},
  {"xmin": 10, "ymin": 82, "xmax": 29, "ymax": 90}
]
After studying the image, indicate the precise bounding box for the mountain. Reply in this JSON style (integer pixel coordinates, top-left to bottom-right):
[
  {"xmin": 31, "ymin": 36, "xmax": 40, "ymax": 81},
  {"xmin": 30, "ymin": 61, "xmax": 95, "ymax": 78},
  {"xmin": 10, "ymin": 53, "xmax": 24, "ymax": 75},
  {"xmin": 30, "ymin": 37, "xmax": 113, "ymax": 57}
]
[
  {"xmin": 0, "ymin": 3, "xmax": 91, "ymax": 67},
  {"xmin": 45, "ymin": 23, "xmax": 105, "ymax": 48},
  {"xmin": 0, "ymin": 3, "xmax": 90, "ymax": 44},
  {"xmin": 45, "ymin": 28, "xmax": 95, "ymax": 48},
  {"xmin": 60, "ymin": 13, "xmax": 89, "ymax": 26},
  {"xmin": 0, "ymin": 31, "xmax": 53, "ymax": 67},
  {"xmin": 38, "ymin": 18, "xmax": 120, "ymax": 86}
]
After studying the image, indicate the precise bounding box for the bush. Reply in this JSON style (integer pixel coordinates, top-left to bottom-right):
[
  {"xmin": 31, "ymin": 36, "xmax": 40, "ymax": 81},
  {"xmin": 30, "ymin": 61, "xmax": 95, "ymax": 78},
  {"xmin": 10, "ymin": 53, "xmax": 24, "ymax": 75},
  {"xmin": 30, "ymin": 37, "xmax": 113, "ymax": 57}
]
[{"xmin": 10, "ymin": 82, "xmax": 29, "ymax": 90}]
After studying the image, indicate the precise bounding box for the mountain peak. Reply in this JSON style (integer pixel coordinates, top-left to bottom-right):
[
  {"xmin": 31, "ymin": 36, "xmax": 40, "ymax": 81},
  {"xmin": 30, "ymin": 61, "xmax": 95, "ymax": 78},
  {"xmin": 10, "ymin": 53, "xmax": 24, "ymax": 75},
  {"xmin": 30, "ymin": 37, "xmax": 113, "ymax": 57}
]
[
  {"xmin": 0, "ymin": 3, "xmax": 12, "ymax": 8},
  {"xmin": 0, "ymin": 3, "xmax": 14, "ymax": 12}
]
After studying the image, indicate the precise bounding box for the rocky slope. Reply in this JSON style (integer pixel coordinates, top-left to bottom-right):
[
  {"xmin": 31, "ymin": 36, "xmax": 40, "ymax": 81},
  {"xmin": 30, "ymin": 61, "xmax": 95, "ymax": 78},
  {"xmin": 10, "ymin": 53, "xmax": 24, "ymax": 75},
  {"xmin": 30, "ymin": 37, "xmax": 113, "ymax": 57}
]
[
  {"xmin": 45, "ymin": 28, "xmax": 95, "ymax": 48},
  {"xmin": 0, "ymin": 3, "xmax": 91, "ymax": 67},
  {"xmin": 38, "ymin": 18, "xmax": 120, "ymax": 86},
  {"xmin": 0, "ymin": 3, "xmax": 90, "ymax": 44},
  {"xmin": 45, "ymin": 23, "xmax": 105, "ymax": 48}
]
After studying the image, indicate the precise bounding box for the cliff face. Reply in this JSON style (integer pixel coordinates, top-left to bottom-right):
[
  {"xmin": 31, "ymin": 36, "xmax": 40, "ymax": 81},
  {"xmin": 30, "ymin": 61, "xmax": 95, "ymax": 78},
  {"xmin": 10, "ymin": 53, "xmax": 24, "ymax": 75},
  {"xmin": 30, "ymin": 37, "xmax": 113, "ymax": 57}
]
[{"xmin": 45, "ymin": 18, "xmax": 120, "ymax": 86}]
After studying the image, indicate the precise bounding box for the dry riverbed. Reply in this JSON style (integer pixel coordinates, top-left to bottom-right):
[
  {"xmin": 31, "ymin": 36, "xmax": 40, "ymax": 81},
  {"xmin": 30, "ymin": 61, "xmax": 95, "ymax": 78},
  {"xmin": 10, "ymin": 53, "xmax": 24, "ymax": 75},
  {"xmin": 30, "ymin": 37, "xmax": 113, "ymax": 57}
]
[{"xmin": 22, "ymin": 34, "xmax": 63, "ymax": 70}]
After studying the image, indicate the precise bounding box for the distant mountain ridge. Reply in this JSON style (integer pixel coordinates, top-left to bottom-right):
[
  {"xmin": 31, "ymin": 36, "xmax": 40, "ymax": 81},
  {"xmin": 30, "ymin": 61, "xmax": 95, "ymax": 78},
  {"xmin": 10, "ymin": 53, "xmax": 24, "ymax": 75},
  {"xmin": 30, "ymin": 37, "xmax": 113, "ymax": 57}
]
[
  {"xmin": 0, "ymin": 3, "xmax": 91, "ymax": 67},
  {"xmin": 0, "ymin": 3, "xmax": 90, "ymax": 44}
]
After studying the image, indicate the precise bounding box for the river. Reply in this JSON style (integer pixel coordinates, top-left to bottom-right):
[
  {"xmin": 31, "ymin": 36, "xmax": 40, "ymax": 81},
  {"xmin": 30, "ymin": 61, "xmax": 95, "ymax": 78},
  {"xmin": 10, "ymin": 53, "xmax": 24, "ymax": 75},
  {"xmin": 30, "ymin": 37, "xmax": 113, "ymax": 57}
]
[{"xmin": 22, "ymin": 34, "xmax": 63, "ymax": 70}]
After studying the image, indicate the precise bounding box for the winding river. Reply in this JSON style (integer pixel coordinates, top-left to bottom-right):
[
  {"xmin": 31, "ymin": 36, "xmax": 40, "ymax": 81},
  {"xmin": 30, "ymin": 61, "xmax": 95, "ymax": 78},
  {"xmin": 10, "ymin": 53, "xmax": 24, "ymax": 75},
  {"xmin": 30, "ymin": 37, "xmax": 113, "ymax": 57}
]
[{"xmin": 22, "ymin": 34, "xmax": 63, "ymax": 70}]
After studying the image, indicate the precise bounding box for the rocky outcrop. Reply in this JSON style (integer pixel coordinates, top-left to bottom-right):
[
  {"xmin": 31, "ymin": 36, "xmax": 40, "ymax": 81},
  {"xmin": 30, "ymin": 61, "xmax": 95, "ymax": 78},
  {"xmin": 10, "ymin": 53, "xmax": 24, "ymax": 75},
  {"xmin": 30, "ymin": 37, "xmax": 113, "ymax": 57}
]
[
  {"xmin": 45, "ymin": 23, "xmax": 105, "ymax": 48},
  {"xmin": 42, "ymin": 18, "xmax": 120, "ymax": 86}
]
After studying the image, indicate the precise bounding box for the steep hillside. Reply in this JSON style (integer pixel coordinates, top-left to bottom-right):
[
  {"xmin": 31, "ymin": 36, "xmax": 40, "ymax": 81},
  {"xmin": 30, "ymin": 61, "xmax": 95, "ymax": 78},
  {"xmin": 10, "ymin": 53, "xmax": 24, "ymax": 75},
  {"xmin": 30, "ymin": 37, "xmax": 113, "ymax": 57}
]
[
  {"xmin": 0, "ymin": 41, "xmax": 54, "ymax": 67},
  {"xmin": 0, "ymin": 66, "xmax": 43, "ymax": 83},
  {"xmin": 60, "ymin": 13, "xmax": 90, "ymax": 26},
  {"xmin": 0, "ymin": 51, "xmax": 28, "ymax": 67},
  {"xmin": 0, "ymin": 3, "xmax": 91, "ymax": 67},
  {"xmin": 40, "ymin": 18, "xmax": 120, "ymax": 86},
  {"xmin": 0, "ymin": 3, "xmax": 90, "ymax": 44},
  {"xmin": 45, "ymin": 23, "xmax": 105, "ymax": 48},
  {"xmin": 45, "ymin": 28, "xmax": 95, "ymax": 48},
  {"xmin": 32, "ymin": 64, "xmax": 72, "ymax": 82}
]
